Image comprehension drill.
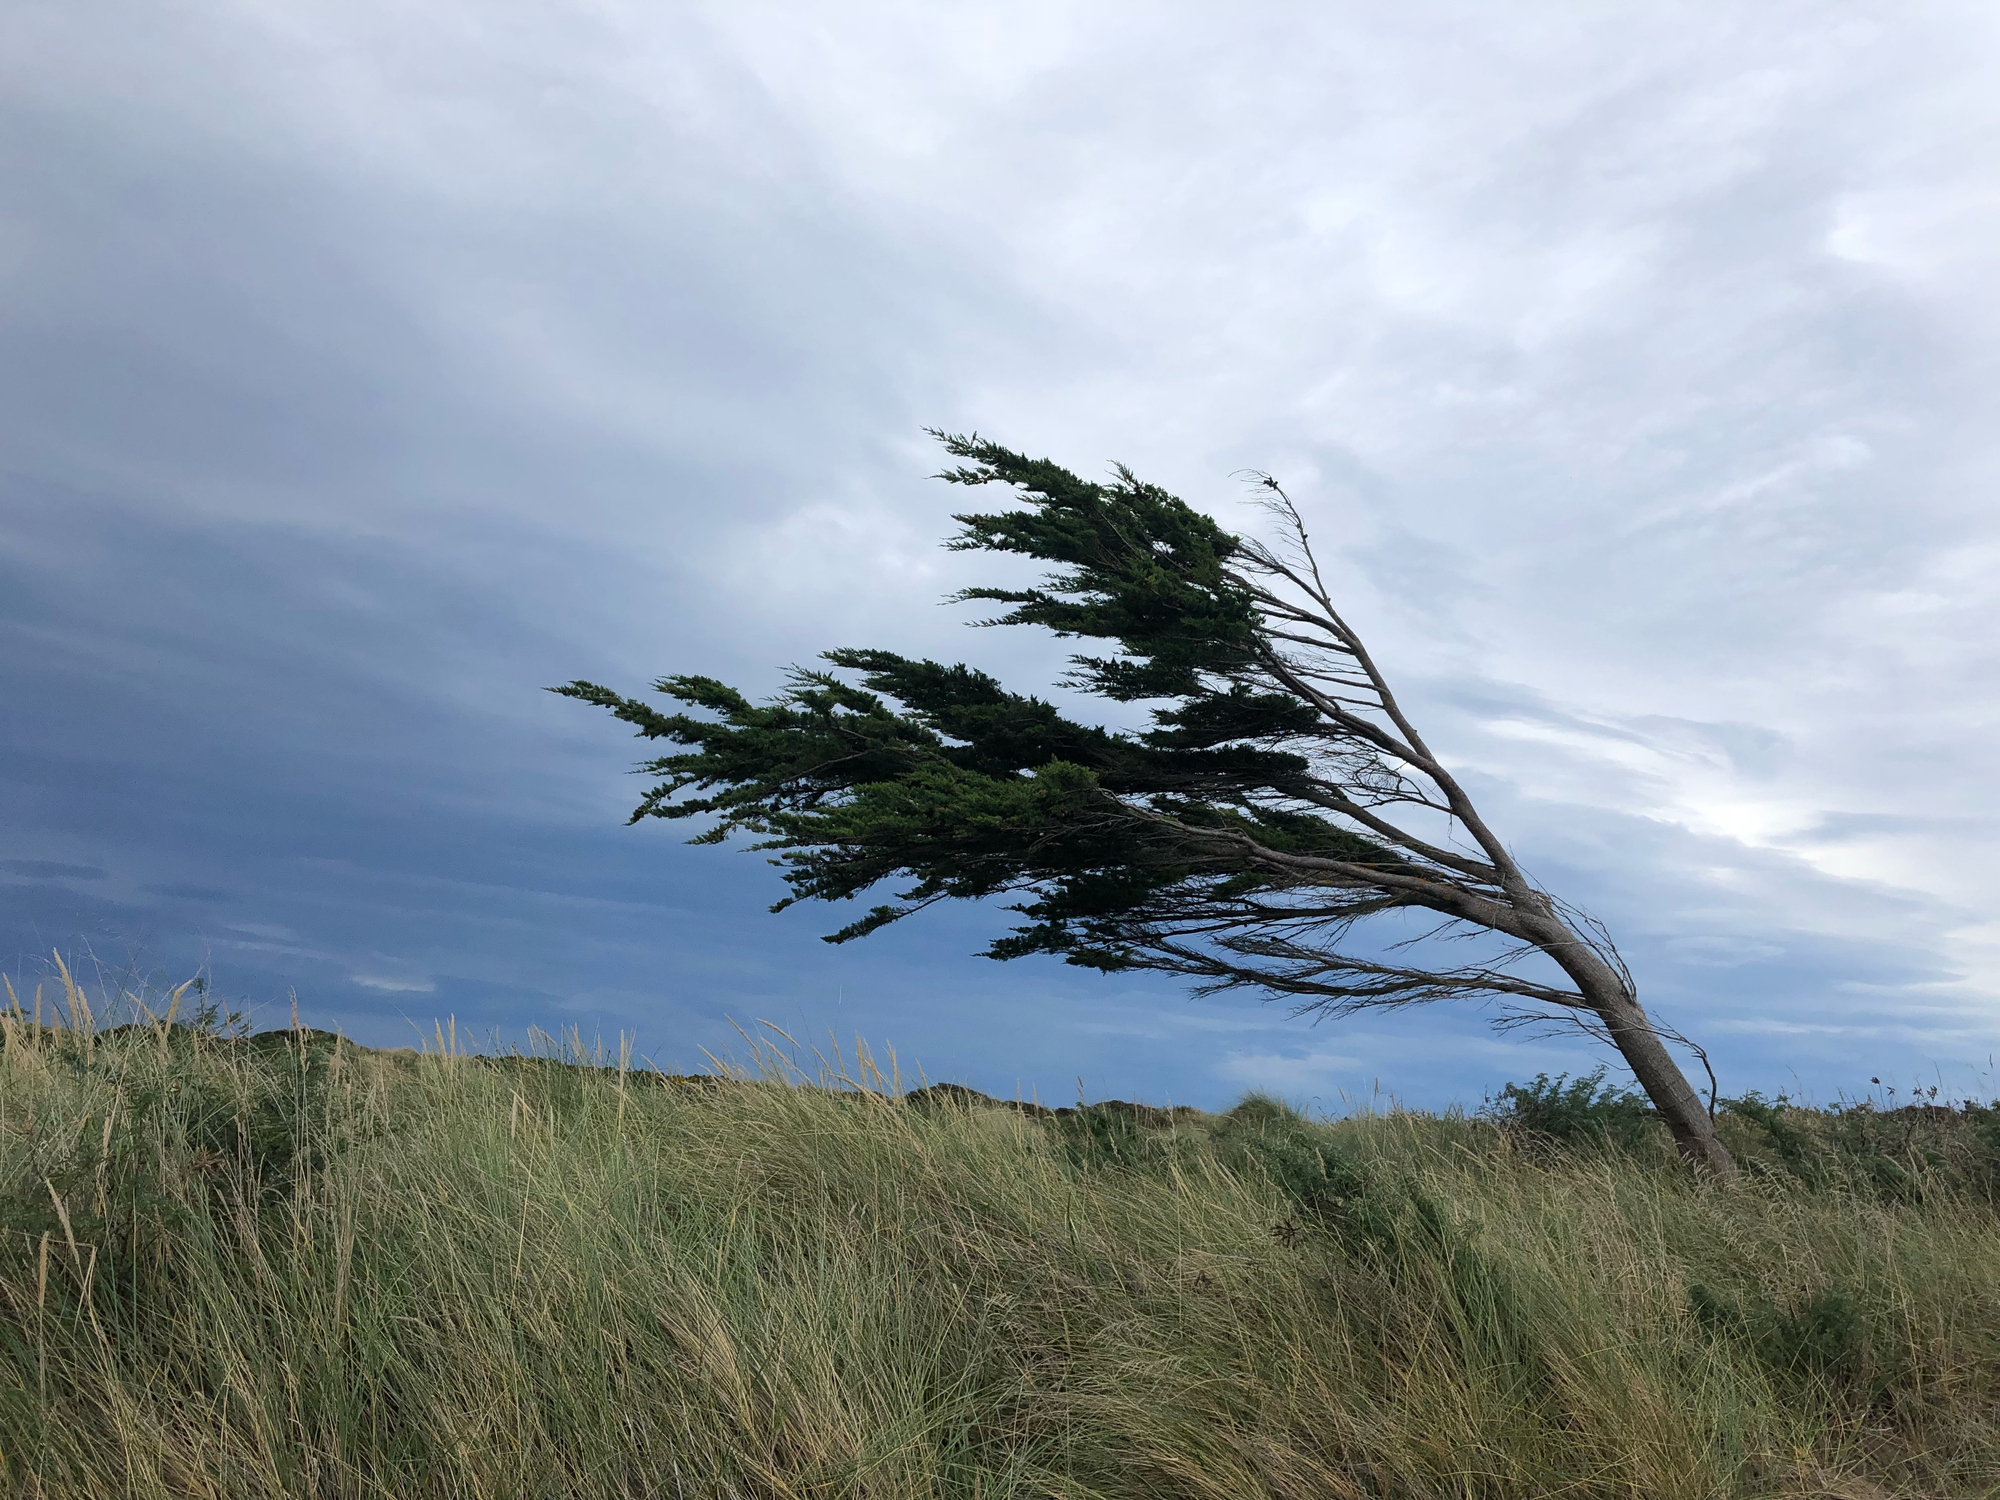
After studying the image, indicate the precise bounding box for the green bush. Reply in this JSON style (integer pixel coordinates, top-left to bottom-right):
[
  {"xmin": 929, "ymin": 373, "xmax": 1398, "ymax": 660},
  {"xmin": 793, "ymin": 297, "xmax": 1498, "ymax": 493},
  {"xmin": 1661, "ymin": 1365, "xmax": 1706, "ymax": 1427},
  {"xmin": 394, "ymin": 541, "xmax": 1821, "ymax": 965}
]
[
  {"xmin": 1723, "ymin": 1088, "xmax": 2000, "ymax": 1203},
  {"xmin": 1053, "ymin": 1100, "xmax": 1163, "ymax": 1171},
  {"xmin": 1689, "ymin": 1280, "xmax": 1887, "ymax": 1394},
  {"xmin": 1212, "ymin": 1093, "xmax": 1367, "ymax": 1228},
  {"xmin": 1485, "ymin": 1065, "xmax": 1662, "ymax": 1154}
]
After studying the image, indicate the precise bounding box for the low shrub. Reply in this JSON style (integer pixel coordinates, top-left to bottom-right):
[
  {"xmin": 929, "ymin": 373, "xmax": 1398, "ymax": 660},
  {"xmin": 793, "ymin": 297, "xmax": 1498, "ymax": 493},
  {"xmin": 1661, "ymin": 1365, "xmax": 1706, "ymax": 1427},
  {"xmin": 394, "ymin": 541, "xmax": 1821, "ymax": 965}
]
[
  {"xmin": 1689, "ymin": 1280, "xmax": 1890, "ymax": 1395},
  {"xmin": 1722, "ymin": 1087, "xmax": 2000, "ymax": 1203},
  {"xmin": 1484, "ymin": 1065, "xmax": 1663, "ymax": 1155}
]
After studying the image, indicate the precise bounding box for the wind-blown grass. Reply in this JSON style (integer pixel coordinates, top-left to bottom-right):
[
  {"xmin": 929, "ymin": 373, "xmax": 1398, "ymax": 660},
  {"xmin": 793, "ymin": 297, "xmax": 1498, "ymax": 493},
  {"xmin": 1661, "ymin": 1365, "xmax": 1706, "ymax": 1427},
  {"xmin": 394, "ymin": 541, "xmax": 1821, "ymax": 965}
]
[{"xmin": 2, "ymin": 970, "xmax": 1997, "ymax": 1498}]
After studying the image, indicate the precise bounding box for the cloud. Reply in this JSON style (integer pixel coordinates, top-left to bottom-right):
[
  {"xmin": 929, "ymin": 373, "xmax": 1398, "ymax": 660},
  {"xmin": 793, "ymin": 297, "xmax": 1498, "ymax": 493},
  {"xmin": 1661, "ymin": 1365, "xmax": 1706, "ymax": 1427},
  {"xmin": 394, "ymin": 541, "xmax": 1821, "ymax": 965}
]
[
  {"xmin": 2, "ymin": 860, "xmax": 106, "ymax": 880},
  {"xmin": 1216, "ymin": 1049, "xmax": 1365, "ymax": 1098},
  {"xmin": 146, "ymin": 883, "xmax": 234, "ymax": 902},
  {"xmin": 1663, "ymin": 936, "xmax": 1787, "ymax": 969},
  {"xmin": 350, "ymin": 973, "xmax": 437, "ymax": 995},
  {"xmin": 0, "ymin": 0, "xmax": 1994, "ymax": 1109}
]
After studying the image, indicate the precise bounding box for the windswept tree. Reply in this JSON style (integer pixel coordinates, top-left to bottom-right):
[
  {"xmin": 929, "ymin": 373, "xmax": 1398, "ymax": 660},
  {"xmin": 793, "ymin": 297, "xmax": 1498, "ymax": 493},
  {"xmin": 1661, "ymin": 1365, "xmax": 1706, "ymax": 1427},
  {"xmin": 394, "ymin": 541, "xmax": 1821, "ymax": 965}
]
[{"xmin": 559, "ymin": 434, "xmax": 1737, "ymax": 1175}]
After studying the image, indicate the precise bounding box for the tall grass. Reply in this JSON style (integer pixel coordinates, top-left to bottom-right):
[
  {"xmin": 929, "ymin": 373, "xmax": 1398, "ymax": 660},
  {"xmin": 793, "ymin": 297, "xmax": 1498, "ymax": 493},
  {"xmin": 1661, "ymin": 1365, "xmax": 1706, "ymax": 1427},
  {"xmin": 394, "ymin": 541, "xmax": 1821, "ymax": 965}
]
[{"xmin": 2, "ymin": 969, "xmax": 1997, "ymax": 1498}]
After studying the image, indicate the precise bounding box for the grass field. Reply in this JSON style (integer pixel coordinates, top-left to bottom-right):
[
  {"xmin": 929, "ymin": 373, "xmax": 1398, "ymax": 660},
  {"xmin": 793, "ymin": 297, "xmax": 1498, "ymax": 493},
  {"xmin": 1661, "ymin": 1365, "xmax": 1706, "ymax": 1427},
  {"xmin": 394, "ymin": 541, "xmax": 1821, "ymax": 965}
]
[{"xmin": 3, "ymin": 970, "xmax": 1998, "ymax": 1498}]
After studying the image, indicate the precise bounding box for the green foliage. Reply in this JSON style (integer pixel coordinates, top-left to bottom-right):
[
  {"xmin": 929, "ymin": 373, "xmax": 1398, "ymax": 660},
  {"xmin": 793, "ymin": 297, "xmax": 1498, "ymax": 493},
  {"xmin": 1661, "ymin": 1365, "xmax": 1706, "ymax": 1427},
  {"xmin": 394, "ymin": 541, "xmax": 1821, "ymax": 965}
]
[
  {"xmin": 1053, "ymin": 1100, "xmax": 1168, "ymax": 1170},
  {"xmin": 1213, "ymin": 1094, "xmax": 1368, "ymax": 1225},
  {"xmin": 1486, "ymin": 1066, "xmax": 1663, "ymax": 1155},
  {"xmin": 553, "ymin": 433, "xmax": 1403, "ymax": 971},
  {"xmin": 936, "ymin": 437, "xmax": 1262, "ymax": 703},
  {"xmin": 1722, "ymin": 1088, "xmax": 2000, "ymax": 1203},
  {"xmin": 1689, "ymin": 1282, "xmax": 1885, "ymax": 1393}
]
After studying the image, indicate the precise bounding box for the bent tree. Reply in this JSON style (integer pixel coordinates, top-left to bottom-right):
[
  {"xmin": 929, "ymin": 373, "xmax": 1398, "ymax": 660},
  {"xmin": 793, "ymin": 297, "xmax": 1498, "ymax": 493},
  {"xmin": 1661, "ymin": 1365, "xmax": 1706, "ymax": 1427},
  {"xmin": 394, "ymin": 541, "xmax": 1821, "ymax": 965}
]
[{"xmin": 559, "ymin": 434, "xmax": 1737, "ymax": 1175}]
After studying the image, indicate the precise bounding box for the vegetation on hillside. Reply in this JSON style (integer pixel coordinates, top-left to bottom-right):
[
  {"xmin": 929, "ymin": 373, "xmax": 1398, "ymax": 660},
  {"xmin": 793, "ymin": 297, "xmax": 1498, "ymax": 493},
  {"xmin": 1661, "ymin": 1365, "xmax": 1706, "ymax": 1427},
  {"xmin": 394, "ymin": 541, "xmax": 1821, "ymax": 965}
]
[{"xmin": 3, "ymin": 974, "xmax": 1998, "ymax": 1498}]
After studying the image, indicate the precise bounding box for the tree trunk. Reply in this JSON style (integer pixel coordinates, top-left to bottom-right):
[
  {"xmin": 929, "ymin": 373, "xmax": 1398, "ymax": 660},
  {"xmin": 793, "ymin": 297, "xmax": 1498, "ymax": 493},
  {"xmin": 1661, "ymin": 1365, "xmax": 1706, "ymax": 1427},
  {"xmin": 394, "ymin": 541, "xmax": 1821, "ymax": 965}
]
[
  {"xmin": 1529, "ymin": 917, "xmax": 1739, "ymax": 1178},
  {"xmin": 1600, "ymin": 994, "xmax": 1737, "ymax": 1178}
]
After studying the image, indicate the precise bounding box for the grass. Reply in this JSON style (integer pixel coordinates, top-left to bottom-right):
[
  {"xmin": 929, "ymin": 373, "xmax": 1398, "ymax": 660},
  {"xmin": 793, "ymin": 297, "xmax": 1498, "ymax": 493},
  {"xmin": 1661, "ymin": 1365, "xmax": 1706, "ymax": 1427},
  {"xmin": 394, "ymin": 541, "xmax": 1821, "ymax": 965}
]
[{"xmin": 2, "ymin": 969, "xmax": 1998, "ymax": 1498}]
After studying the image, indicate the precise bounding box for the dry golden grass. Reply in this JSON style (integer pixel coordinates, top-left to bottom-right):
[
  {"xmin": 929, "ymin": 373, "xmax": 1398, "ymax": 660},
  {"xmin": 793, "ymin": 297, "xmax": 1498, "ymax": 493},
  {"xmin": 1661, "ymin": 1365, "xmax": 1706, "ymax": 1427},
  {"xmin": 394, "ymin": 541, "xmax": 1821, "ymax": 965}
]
[{"xmin": 2, "ymin": 967, "xmax": 1997, "ymax": 1498}]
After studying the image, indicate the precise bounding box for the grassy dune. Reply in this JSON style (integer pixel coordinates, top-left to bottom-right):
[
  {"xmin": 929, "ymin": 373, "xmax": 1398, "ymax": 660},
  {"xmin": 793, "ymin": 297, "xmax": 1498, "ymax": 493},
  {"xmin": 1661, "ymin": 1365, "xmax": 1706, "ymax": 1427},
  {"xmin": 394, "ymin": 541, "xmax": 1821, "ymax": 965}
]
[{"xmin": 3, "ymin": 978, "xmax": 1998, "ymax": 1498}]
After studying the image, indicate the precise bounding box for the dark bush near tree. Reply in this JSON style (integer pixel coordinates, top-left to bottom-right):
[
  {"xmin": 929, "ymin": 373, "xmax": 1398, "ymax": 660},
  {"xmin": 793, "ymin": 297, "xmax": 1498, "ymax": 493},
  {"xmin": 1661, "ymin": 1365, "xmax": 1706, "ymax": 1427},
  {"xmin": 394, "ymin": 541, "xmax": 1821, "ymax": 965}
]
[{"xmin": 1486, "ymin": 1067, "xmax": 1662, "ymax": 1156}]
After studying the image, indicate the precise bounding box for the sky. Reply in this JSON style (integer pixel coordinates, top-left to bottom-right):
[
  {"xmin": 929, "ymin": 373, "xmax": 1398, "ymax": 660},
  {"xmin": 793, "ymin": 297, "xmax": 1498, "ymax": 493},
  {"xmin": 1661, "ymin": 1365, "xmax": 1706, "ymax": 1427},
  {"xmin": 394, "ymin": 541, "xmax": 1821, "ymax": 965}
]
[{"xmin": 2, "ymin": 1, "xmax": 1996, "ymax": 1112}]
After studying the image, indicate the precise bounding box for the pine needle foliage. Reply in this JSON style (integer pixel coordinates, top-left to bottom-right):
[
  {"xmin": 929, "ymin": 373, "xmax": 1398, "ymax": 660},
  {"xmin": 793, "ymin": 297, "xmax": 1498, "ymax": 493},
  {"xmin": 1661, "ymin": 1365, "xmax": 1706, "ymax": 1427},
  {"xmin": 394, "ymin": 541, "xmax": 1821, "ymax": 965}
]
[{"xmin": 557, "ymin": 435, "xmax": 1395, "ymax": 967}]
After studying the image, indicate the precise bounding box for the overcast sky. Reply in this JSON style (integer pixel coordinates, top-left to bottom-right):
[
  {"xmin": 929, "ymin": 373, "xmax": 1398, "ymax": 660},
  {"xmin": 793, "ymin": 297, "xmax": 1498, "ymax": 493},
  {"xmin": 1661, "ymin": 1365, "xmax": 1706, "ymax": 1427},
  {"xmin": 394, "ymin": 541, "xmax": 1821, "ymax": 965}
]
[{"xmin": 3, "ymin": 1, "xmax": 1995, "ymax": 1110}]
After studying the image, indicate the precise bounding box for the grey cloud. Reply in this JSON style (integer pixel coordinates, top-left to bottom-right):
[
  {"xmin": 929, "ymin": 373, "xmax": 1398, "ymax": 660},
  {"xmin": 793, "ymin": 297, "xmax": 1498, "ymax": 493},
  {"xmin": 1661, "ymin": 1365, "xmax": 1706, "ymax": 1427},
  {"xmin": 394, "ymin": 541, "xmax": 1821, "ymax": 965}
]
[
  {"xmin": 145, "ymin": 884, "xmax": 235, "ymax": 902},
  {"xmin": 2, "ymin": 860, "xmax": 107, "ymax": 880},
  {"xmin": 1797, "ymin": 811, "xmax": 1995, "ymax": 843},
  {"xmin": 1, "ymin": 0, "xmax": 1993, "ymax": 1109}
]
